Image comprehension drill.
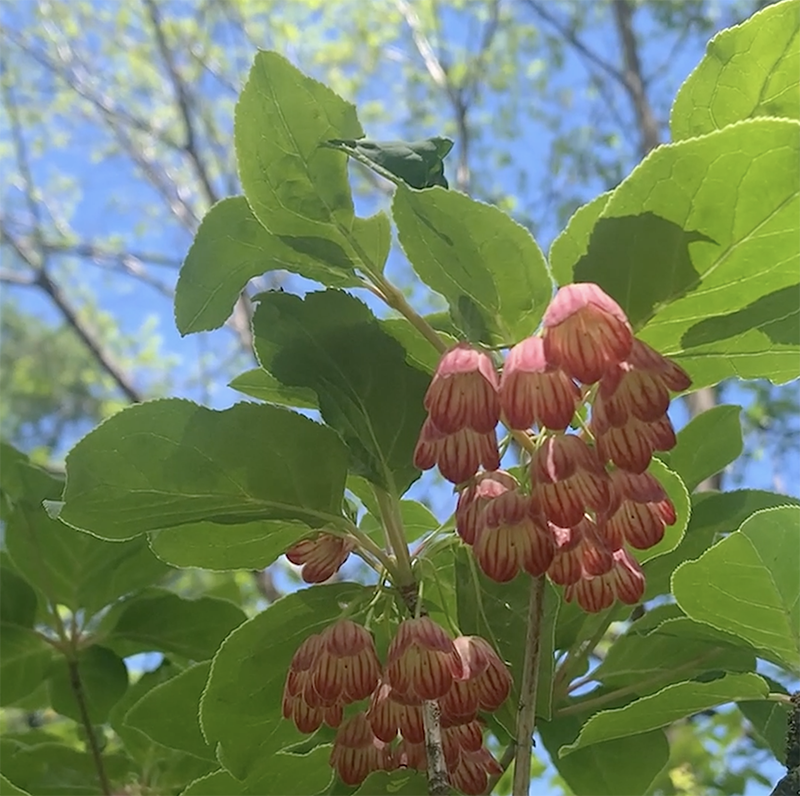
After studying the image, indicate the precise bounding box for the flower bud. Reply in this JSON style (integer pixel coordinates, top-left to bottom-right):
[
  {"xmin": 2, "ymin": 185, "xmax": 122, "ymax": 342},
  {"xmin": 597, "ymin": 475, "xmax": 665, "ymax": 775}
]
[{"xmin": 285, "ymin": 533, "xmax": 354, "ymax": 583}]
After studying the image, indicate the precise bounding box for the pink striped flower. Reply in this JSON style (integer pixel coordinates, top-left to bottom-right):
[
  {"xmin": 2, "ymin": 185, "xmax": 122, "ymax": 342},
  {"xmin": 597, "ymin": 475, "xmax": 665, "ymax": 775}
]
[
  {"xmin": 367, "ymin": 678, "xmax": 424, "ymax": 744},
  {"xmin": 329, "ymin": 712, "xmax": 394, "ymax": 785},
  {"xmin": 565, "ymin": 547, "xmax": 646, "ymax": 612},
  {"xmin": 285, "ymin": 533, "xmax": 354, "ymax": 583},
  {"xmin": 455, "ymin": 470, "xmax": 518, "ymax": 545},
  {"xmin": 414, "ymin": 416, "xmax": 500, "ymax": 484},
  {"xmin": 593, "ymin": 414, "xmax": 677, "ymax": 474}
]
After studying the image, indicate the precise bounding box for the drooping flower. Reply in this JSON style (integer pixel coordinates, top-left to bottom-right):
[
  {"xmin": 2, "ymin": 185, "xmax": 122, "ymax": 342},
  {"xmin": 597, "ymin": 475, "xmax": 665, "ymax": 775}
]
[
  {"xmin": 455, "ymin": 470, "xmax": 518, "ymax": 545},
  {"xmin": 565, "ymin": 547, "xmax": 645, "ymax": 612},
  {"xmin": 285, "ymin": 533, "xmax": 354, "ymax": 584},
  {"xmin": 385, "ymin": 617, "xmax": 463, "ymax": 702},
  {"xmin": 329, "ymin": 712, "xmax": 394, "ymax": 785},
  {"xmin": 472, "ymin": 489, "xmax": 555, "ymax": 583},
  {"xmin": 500, "ymin": 336, "xmax": 581, "ymax": 431},
  {"xmin": 603, "ymin": 469, "xmax": 676, "ymax": 550},
  {"xmin": 542, "ymin": 283, "xmax": 633, "ymax": 384},
  {"xmin": 395, "ymin": 738, "xmax": 426, "ymax": 771},
  {"xmin": 367, "ymin": 678, "xmax": 424, "ymax": 744},
  {"xmin": 424, "ymin": 343, "xmax": 500, "ymax": 434},
  {"xmin": 440, "ymin": 636, "xmax": 512, "ymax": 726},
  {"xmin": 308, "ymin": 620, "xmax": 381, "ymax": 706},
  {"xmin": 593, "ymin": 414, "xmax": 677, "ymax": 474},
  {"xmin": 530, "ymin": 434, "xmax": 610, "ymax": 527},
  {"xmin": 414, "ymin": 417, "xmax": 500, "ymax": 484},
  {"xmin": 448, "ymin": 744, "xmax": 504, "ymax": 796}
]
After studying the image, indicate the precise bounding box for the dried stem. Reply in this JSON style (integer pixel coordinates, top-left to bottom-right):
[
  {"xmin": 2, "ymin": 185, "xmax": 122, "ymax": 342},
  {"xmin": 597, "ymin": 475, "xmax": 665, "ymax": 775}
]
[
  {"xmin": 68, "ymin": 658, "xmax": 111, "ymax": 795},
  {"xmin": 423, "ymin": 699, "xmax": 450, "ymax": 796},
  {"xmin": 512, "ymin": 575, "xmax": 546, "ymax": 796}
]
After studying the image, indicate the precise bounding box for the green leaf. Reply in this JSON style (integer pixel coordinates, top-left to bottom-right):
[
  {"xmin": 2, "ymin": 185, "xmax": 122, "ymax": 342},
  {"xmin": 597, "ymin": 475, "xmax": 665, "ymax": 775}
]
[
  {"xmin": 235, "ymin": 51, "xmax": 362, "ymax": 252},
  {"xmin": 360, "ymin": 499, "xmax": 439, "ymax": 545},
  {"xmin": 61, "ymin": 399, "xmax": 349, "ymax": 539},
  {"xmin": 176, "ymin": 197, "xmax": 362, "ymax": 336},
  {"xmin": 6, "ymin": 508, "xmax": 170, "ymax": 618},
  {"xmin": 326, "ymin": 137, "xmax": 453, "ymax": 189},
  {"xmin": 560, "ymin": 672, "xmax": 768, "ymax": 754},
  {"xmin": 559, "ymin": 119, "xmax": 800, "ymax": 388},
  {"xmin": 380, "ymin": 317, "xmax": 458, "ymax": 374},
  {"xmin": 0, "ymin": 773, "xmax": 30, "ymax": 796},
  {"xmin": 351, "ymin": 212, "xmax": 392, "ymax": 275},
  {"xmin": 539, "ymin": 718, "xmax": 668, "ymax": 796},
  {"xmin": 672, "ymin": 505, "xmax": 800, "ymax": 670},
  {"xmin": 107, "ymin": 590, "xmax": 246, "ymax": 660},
  {"xmin": 0, "ymin": 625, "xmax": 53, "ymax": 706},
  {"xmin": 664, "ymin": 405, "xmax": 743, "ymax": 492},
  {"xmin": 354, "ymin": 770, "xmax": 429, "ymax": 795},
  {"xmin": 48, "ymin": 646, "xmax": 128, "ymax": 724},
  {"xmin": 643, "ymin": 489, "xmax": 800, "ymax": 598},
  {"xmin": 549, "ymin": 192, "xmax": 611, "ymax": 288},
  {"xmin": 739, "ymin": 690, "xmax": 791, "ymax": 764},
  {"xmin": 150, "ymin": 519, "xmax": 308, "ymax": 571},
  {"xmin": 124, "ymin": 661, "xmax": 215, "ymax": 761},
  {"xmin": 671, "ymin": 0, "xmax": 800, "ymax": 140},
  {"xmin": 201, "ymin": 582, "xmax": 370, "ymax": 785},
  {"xmin": 393, "ymin": 185, "xmax": 552, "ymax": 345},
  {"xmin": 0, "ymin": 568, "xmax": 37, "ymax": 628},
  {"xmin": 240, "ymin": 748, "xmax": 334, "ymax": 795},
  {"xmin": 455, "ymin": 549, "xmax": 559, "ymax": 726},
  {"xmin": 228, "ymin": 369, "xmax": 319, "ymax": 410},
  {"xmin": 183, "ymin": 770, "xmax": 244, "ymax": 796},
  {"xmin": 252, "ymin": 290, "xmax": 429, "ymax": 493}
]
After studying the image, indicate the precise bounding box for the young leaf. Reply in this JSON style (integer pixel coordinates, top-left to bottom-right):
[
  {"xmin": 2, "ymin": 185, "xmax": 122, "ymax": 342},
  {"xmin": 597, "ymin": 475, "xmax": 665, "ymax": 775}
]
[
  {"xmin": 228, "ymin": 369, "xmax": 319, "ymax": 409},
  {"xmin": 393, "ymin": 184, "xmax": 552, "ymax": 345},
  {"xmin": 60, "ymin": 399, "xmax": 350, "ymax": 539},
  {"xmin": 252, "ymin": 290, "xmax": 429, "ymax": 494},
  {"xmin": 671, "ymin": 0, "xmax": 800, "ymax": 140},
  {"xmin": 672, "ymin": 505, "xmax": 800, "ymax": 671},
  {"xmin": 0, "ymin": 625, "xmax": 53, "ymax": 707},
  {"xmin": 48, "ymin": 646, "xmax": 128, "ymax": 724},
  {"xmin": 664, "ymin": 404, "xmax": 743, "ymax": 492},
  {"xmin": 175, "ymin": 197, "xmax": 362, "ymax": 336},
  {"xmin": 559, "ymin": 672, "xmax": 768, "ymax": 755},
  {"xmin": 124, "ymin": 661, "xmax": 215, "ymax": 762},
  {"xmin": 558, "ymin": 119, "xmax": 800, "ymax": 388},
  {"xmin": 106, "ymin": 590, "xmax": 246, "ymax": 660},
  {"xmin": 201, "ymin": 582, "xmax": 370, "ymax": 785},
  {"xmin": 539, "ymin": 718, "xmax": 669, "ymax": 796},
  {"xmin": 150, "ymin": 519, "xmax": 309, "ymax": 571}
]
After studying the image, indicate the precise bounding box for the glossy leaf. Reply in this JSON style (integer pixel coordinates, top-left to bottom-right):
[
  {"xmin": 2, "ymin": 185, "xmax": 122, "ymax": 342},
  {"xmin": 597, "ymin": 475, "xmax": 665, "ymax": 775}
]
[
  {"xmin": 150, "ymin": 519, "xmax": 309, "ymax": 571},
  {"xmin": 60, "ymin": 400, "xmax": 349, "ymax": 539},
  {"xmin": 556, "ymin": 119, "xmax": 799, "ymax": 388},
  {"xmin": 124, "ymin": 661, "xmax": 215, "ymax": 761},
  {"xmin": 540, "ymin": 718, "xmax": 669, "ymax": 796},
  {"xmin": 252, "ymin": 290, "xmax": 429, "ymax": 493},
  {"xmin": 201, "ymin": 582, "xmax": 369, "ymax": 785},
  {"xmin": 228, "ymin": 368, "xmax": 319, "ymax": 409},
  {"xmin": 671, "ymin": 0, "xmax": 800, "ymax": 140},
  {"xmin": 664, "ymin": 404, "xmax": 743, "ymax": 492},
  {"xmin": 560, "ymin": 672, "xmax": 768, "ymax": 754},
  {"xmin": 672, "ymin": 505, "xmax": 800, "ymax": 670},
  {"xmin": 0, "ymin": 625, "xmax": 53, "ymax": 707},
  {"xmin": 393, "ymin": 184, "xmax": 552, "ymax": 345},
  {"xmin": 106, "ymin": 590, "xmax": 246, "ymax": 660},
  {"xmin": 48, "ymin": 646, "xmax": 128, "ymax": 724}
]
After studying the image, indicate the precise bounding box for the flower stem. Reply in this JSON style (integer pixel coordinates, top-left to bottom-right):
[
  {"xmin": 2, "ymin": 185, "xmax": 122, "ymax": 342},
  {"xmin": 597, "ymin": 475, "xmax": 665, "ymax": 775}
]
[
  {"xmin": 512, "ymin": 575, "xmax": 546, "ymax": 796},
  {"xmin": 422, "ymin": 699, "xmax": 450, "ymax": 796},
  {"xmin": 373, "ymin": 486, "xmax": 415, "ymax": 589},
  {"xmin": 68, "ymin": 658, "xmax": 111, "ymax": 795}
]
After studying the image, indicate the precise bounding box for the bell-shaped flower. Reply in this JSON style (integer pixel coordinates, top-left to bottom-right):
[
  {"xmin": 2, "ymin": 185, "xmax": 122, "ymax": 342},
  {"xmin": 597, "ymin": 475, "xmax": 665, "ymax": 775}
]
[
  {"xmin": 424, "ymin": 342, "xmax": 500, "ymax": 434},
  {"xmin": 473, "ymin": 490, "xmax": 555, "ymax": 582},
  {"xmin": 442, "ymin": 720, "xmax": 484, "ymax": 768},
  {"xmin": 449, "ymin": 744, "xmax": 504, "ymax": 796},
  {"xmin": 385, "ymin": 617, "xmax": 463, "ymax": 702},
  {"xmin": 500, "ymin": 336, "xmax": 581, "ymax": 431},
  {"xmin": 593, "ymin": 414, "xmax": 677, "ymax": 474},
  {"xmin": 604, "ymin": 469, "xmax": 676, "ymax": 549},
  {"xmin": 329, "ymin": 712, "xmax": 394, "ymax": 786},
  {"xmin": 414, "ymin": 417, "xmax": 500, "ymax": 484},
  {"xmin": 285, "ymin": 533, "xmax": 354, "ymax": 583},
  {"xmin": 547, "ymin": 516, "xmax": 614, "ymax": 587},
  {"xmin": 308, "ymin": 620, "xmax": 381, "ymax": 706},
  {"xmin": 565, "ymin": 547, "xmax": 645, "ymax": 612},
  {"xmin": 367, "ymin": 678, "xmax": 424, "ymax": 744},
  {"xmin": 542, "ymin": 283, "xmax": 633, "ymax": 384},
  {"xmin": 395, "ymin": 738, "xmax": 426, "ymax": 771},
  {"xmin": 455, "ymin": 470, "xmax": 518, "ymax": 545},
  {"xmin": 440, "ymin": 636, "xmax": 512, "ymax": 726},
  {"xmin": 530, "ymin": 434, "xmax": 610, "ymax": 527}
]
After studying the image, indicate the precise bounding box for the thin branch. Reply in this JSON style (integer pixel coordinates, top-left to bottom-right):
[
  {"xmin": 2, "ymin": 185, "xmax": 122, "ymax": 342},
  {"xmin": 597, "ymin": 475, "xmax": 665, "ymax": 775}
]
[
  {"xmin": 512, "ymin": 575, "xmax": 546, "ymax": 796},
  {"xmin": 0, "ymin": 268, "xmax": 36, "ymax": 286},
  {"xmin": 68, "ymin": 659, "xmax": 111, "ymax": 795},
  {"xmin": 423, "ymin": 699, "xmax": 449, "ymax": 796},
  {"xmin": 395, "ymin": 0, "xmax": 450, "ymax": 90}
]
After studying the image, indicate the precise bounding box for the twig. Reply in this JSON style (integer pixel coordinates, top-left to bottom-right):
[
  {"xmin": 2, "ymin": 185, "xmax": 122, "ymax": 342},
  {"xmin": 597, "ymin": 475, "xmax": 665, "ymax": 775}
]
[
  {"xmin": 512, "ymin": 575, "xmax": 546, "ymax": 796},
  {"xmin": 423, "ymin": 699, "xmax": 450, "ymax": 796},
  {"xmin": 68, "ymin": 659, "xmax": 111, "ymax": 795}
]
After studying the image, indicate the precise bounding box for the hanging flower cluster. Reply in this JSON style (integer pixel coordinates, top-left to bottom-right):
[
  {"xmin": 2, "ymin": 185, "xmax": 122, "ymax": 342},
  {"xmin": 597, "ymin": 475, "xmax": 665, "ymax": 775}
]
[
  {"xmin": 282, "ymin": 617, "xmax": 509, "ymax": 794},
  {"xmin": 416, "ymin": 282, "xmax": 691, "ymax": 611}
]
